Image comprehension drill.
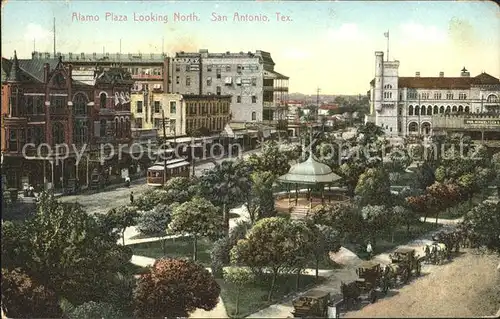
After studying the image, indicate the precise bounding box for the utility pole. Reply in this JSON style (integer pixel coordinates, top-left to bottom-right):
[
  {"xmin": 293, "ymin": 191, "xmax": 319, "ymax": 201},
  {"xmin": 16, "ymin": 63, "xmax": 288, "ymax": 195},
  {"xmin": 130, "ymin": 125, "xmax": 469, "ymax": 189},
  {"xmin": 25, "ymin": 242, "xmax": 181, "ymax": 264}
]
[
  {"xmin": 161, "ymin": 109, "xmax": 168, "ymax": 185},
  {"xmin": 316, "ymin": 87, "xmax": 321, "ymax": 121}
]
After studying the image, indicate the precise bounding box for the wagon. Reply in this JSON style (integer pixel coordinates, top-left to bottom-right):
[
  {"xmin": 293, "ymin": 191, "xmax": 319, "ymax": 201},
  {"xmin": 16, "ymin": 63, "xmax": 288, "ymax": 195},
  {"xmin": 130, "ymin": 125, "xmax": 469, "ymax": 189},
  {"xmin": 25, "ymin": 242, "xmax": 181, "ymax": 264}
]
[
  {"xmin": 291, "ymin": 289, "xmax": 330, "ymax": 318},
  {"xmin": 341, "ymin": 260, "xmax": 388, "ymax": 309},
  {"xmin": 386, "ymin": 247, "xmax": 423, "ymax": 284}
]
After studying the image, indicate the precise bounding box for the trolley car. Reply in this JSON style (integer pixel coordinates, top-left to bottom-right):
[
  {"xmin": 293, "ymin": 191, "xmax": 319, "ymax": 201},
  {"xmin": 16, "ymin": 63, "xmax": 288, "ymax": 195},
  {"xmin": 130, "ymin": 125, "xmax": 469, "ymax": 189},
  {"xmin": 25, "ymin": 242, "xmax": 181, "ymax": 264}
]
[{"xmin": 146, "ymin": 158, "xmax": 191, "ymax": 187}]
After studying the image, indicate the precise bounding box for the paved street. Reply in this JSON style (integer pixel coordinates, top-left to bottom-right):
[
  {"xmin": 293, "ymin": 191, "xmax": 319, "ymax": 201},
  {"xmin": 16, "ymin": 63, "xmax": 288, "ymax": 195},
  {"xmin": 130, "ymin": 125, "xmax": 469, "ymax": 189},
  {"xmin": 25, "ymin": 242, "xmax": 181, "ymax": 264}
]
[{"xmin": 59, "ymin": 149, "xmax": 262, "ymax": 214}]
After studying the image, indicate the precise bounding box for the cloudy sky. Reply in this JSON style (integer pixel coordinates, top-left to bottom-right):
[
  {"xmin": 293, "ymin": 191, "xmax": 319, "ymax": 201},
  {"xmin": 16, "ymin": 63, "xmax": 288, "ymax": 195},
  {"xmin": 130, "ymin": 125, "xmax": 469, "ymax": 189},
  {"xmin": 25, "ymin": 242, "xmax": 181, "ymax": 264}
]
[{"xmin": 2, "ymin": 0, "xmax": 499, "ymax": 95}]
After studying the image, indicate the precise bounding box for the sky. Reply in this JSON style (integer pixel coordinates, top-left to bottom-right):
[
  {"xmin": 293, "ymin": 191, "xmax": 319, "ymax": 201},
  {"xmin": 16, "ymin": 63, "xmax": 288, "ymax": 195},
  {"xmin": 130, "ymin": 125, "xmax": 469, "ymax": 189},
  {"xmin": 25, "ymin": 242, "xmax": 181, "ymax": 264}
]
[{"xmin": 1, "ymin": 0, "xmax": 499, "ymax": 95}]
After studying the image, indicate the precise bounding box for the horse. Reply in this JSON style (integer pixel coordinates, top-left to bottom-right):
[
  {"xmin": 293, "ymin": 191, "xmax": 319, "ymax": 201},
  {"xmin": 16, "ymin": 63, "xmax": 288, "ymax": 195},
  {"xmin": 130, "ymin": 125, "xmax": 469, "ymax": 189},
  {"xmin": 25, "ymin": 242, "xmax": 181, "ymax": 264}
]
[
  {"xmin": 424, "ymin": 244, "xmax": 432, "ymax": 264},
  {"xmin": 340, "ymin": 281, "xmax": 361, "ymax": 310}
]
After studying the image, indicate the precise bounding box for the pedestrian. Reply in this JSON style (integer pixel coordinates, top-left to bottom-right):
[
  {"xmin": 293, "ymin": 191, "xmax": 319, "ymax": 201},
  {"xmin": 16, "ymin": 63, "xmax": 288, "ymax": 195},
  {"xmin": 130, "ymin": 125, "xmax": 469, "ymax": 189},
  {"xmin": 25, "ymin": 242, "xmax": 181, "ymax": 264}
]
[
  {"xmin": 366, "ymin": 241, "xmax": 373, "ymax": 259},
  {"xmin": 130, "ymin": 191, "xmax": 134, "ymax": 204}
]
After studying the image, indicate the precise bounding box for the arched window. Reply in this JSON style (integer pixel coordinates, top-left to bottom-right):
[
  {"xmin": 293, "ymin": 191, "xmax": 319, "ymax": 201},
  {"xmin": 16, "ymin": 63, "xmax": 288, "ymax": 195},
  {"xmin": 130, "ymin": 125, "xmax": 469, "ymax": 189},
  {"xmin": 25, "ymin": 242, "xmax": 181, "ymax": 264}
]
[
  {"xmin": 458, "ymin": 105, "xmax": 463, "ymax": 112},
  {"xmin": 409, "ymin": 105, "xmax": 414, "ymax": 115},
  {"xmin": 100, "ymin": 119, "xmax": 107, "ymax": 137},
  {"xmin": 100, "ymin": 93, "xmax": 107, "ymax": 109},
  {"xmin": 74, "ymin": 120, "xmax": 88, "ymax": 145},
  {"xmin": 452, "ymin": 105, "xmax": 457, "ymax": 112},
  {"xmin": 465, "ymin": 106, "xmax": 470, "ymax": 113},
  {"xmin": 125, "ymin": 118, "xmax": 130, "ymax": 138},
  {"xmin": 384, "ymin": 84, "xmax": 392, "ymax": 89},
  {"xmin": 486, "ymin": 94, "xmax": 498, "ymax": 103},
  {"xmin": 120, "ymin": 117, "xmax": 125, "ymax": 138},
  {"xmin": 440, "ymin": 106, "xmax": 445, "ymax": 113},
  {"xmin": 445, "ymin": 106, "xmax": 451, "ymax": 113},
  {"xmin": 73, "ymin": 93, "xmax": 88, "ymax": 116},
  {"xmin": 115, "ymin": 118, "xmax": 120, "ymax": 138},
  {"xmin": 421, "ymin": 122, "xmax": 431, "ymax": 135},
  {"xmin": 52, "ymin": 122, "xmax": 65, "ymax": 144},
  {"xmin": 433, "ymin": 105, "xmax": 439, "ymax": 114},
  {"xmin": 408, "ymin": 122, "xmax": 418, "ymax": 132},
  {"xmin": 251, "ymin": 112, "xmax": 256, "ymax": 121},
  {"xmin": 427, "ymin": 105, "xmax": 432, "ymax": 115},
  {"xmin": 415, "ymin": 105, "xmax": 420, "ymax": 115}
]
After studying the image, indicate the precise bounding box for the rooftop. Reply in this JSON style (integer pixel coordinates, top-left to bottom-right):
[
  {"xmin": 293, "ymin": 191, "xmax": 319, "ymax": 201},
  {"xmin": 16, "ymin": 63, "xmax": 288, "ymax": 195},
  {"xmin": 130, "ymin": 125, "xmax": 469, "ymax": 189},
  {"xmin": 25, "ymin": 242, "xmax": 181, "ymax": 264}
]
[
  {"xmin": 278, "ymin": 154, "xmax": 342, "ymax": 185},
  {"xmin": 369, "ymin": 72, "xmax": 499, "ymax": 89}
]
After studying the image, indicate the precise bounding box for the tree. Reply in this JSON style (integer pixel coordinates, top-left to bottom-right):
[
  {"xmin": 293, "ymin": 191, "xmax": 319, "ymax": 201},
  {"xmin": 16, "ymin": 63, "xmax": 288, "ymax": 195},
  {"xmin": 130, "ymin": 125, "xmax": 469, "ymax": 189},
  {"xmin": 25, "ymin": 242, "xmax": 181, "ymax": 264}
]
[
  {"xmin": 392, "ymin": 205, "xmax": 418, "ymax": 236},
  {"xmin": 200, "ymin": 160, "xmax": 253, "ymax": 236},
  {"xmin": 133, "ymin": 188, "xmax": 169, "ymax": 212},
  {"xmin": 247, "ymin": 141, "xmax": 291, "ymax": 177},
  {"xmin": 413, "ymin": 162, "xmax": 435, "ymax": 190},
  {"xmin": 134, "ymin": 258, "xmax": 220, "ymax": 318},
  {"xmin": 355, "ymin": 167, "xmax": 392, "ymax": 207},
  {"xmin": 309, "ymin": 202, "xmax": 362, "ymax": 242},
  {"xmin": 104, "ymin": 205, "xmax": 139, "ymax": 245},
  {"xmin": 2, "ymin": 192, "xmax": 133, "ymax": 306},
  {"xmin": 230, "ymin": 217, "xmax": 309, "ymax": 301},
  {"xmin": 406, "ymin": 194, "xmax": 434, "ymax": 222},
  {"xmin": 339, "ymin": 160, "xmax": 367, "ymax": 196},
  {"xmin": 460, "ymin": 202, "xmax": 500, "ymax": 254},
  {"xmin": 223, "ymin": 268, "xmax": 255, "ymax": 316},
  {"xmin": 246, "ymin": 171, "xmax": 276, "ymax": 223},
  {"xmin": 68, "ymin": 301, "xmax": 123, "ymax": 319},
  {"xmin": 492, "ymin": 152, "xmax": 500, "ymax": 196},
  {"xmin": 163, "ymin": 176, "xmax": 201, "ymax": 203},
  {"xmin": 169, "ymin": 197, "xmax": 223, "ymax": 261},
  {"xmin": 1, "ymin": 268, "xmax": 63, "ymax": 318},
  {"xmin": 304, "ymin": 219, "xmax": 341, "ymax": 279},
  {"xmin": 355, "ymin": 122, "xmax": 385, "ymax": 146},
  {"xmin": 360, "ymin": 205, "xmax": 390, "ymax": 247}
]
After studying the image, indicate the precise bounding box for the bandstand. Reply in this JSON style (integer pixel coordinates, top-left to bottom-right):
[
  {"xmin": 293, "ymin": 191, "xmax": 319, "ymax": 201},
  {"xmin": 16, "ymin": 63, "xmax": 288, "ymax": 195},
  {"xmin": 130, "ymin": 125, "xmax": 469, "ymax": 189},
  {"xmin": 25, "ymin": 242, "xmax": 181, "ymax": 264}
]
[{"xmin": 276, "ymin": 151, "xmax": 344, "ymax": 217}]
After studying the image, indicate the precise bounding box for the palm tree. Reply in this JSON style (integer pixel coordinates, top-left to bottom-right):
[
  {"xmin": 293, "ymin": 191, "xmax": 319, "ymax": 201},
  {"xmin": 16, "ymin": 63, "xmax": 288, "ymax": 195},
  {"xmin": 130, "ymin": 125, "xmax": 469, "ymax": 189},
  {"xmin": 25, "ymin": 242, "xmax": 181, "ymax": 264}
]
[{"xmin": 200, "ymin": 160, "xmax": 253, "ymax": 236}]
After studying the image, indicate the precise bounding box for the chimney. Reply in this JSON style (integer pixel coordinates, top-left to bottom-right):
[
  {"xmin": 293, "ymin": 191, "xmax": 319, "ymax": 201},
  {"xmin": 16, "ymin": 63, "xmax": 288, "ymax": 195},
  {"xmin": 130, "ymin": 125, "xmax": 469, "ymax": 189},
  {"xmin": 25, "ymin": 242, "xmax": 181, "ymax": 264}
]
[
  {"xmin": 415, "ymin": 72, "xmax": 420, "ymax": 77},
  {"xmin": 439, "ymin": 72, "xmax": 444, "ymax": 77},
  {"xmin": 44, "ymin": 63, "xmax": 50, "ymax": 83}
]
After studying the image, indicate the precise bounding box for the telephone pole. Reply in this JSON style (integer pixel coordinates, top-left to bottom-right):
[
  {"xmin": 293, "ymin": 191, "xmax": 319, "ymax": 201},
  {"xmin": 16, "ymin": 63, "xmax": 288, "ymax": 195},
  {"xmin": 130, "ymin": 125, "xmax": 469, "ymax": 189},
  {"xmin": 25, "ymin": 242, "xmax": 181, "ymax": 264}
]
[
  {"xmin": 161, "ymin": 109, "xmax": 168, "ymax": 185},
  {"xmin": 316, "ymin": 87, "xmax": 321, "ymax": 121}
]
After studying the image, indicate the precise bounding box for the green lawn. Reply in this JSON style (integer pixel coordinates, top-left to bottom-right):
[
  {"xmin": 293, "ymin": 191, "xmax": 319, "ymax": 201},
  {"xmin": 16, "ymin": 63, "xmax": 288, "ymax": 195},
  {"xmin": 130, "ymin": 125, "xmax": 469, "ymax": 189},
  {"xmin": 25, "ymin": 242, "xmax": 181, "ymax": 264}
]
[
  {"xmin": 219, "ymin": 273, "xmax": 323, "ymax": 318},
  {"xmin": 128, "ymin": 236, "xmax": 212, "ymax": 265}
]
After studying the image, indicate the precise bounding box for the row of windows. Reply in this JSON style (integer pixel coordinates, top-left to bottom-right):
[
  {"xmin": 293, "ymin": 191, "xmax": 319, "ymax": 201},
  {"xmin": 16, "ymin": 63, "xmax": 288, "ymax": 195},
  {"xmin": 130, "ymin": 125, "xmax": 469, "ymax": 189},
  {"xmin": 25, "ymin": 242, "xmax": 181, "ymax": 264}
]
[
  {"xmin": 407, "ymin": 105, "xmax": 471, "ymax": 116},
  {"xmin": 175, "ymin": 76, "xmax": 258, "ymax": 86},
  {"xmin": 186, "ymin": 102, "xmax": 230, "ymax": 116},
  {"xmin": 406, "ymin": 92, "xmax": 468, "ymax": 100},
  {"xmin": 186, "ymin": 116, "xmax": 229, "ymax": 133},
  {"xmin": 128, "ymin": 68, "xmax": 162, "ymax": 76},
  {"xmin": 136, "ymin": 101, "xmax": 177, "ymax": 114}
]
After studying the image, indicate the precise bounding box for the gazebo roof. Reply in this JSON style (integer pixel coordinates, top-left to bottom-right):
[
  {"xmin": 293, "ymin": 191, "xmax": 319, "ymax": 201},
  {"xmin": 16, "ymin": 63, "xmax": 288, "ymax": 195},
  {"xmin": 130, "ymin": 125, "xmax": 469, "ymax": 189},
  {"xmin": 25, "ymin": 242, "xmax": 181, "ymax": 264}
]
[{"xmin": 277, "ymin": 154, "xmax": 342, "ymax": 185}]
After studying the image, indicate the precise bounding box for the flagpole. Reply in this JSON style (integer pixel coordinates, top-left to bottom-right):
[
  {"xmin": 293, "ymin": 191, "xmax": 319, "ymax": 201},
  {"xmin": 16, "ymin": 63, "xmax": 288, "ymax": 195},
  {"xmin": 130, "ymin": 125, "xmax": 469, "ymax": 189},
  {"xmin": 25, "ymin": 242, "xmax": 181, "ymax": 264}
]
[{"xmin": 386, "ymin": 30, "xmax": 389, "ymax": 61}]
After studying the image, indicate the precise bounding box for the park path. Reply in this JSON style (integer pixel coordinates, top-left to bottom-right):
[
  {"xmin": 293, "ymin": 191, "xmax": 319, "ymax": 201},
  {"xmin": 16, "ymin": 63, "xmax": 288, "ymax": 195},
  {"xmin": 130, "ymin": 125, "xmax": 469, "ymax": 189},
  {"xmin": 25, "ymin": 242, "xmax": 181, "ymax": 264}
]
[{"xmin": 246, "ymin": 217, "xmax": 463, "ymax": 318}]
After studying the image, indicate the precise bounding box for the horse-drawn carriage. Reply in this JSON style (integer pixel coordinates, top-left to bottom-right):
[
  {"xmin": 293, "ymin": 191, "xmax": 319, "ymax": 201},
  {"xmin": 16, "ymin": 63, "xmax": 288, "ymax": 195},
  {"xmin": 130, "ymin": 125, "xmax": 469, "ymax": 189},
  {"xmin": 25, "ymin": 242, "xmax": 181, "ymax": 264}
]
[
  {"xmin": 291, "ymin": 289, "xmax": 330, "ymax": 318},
  {"xmin": 423, "ymin": 242, "xmax": 447, "ymax": 265},
  {"xmin": 341, "ymin": 260, "xmax": 389, "ymax": 309},
  {"xmin": 424, "ymin": 230, "xmax": 462, "ymax": 264},
  {"xmin": 385, "ymin": 248, "xmax": 423, "ymax": 284}
]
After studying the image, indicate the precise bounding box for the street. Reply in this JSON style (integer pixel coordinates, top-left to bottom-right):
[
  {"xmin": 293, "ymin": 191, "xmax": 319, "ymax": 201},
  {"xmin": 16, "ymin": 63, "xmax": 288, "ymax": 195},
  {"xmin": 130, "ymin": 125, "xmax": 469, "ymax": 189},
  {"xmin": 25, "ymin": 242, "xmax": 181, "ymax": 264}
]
[{"xmin": 59, "ymin": 148, "xmax": 263, "ymax": 214}]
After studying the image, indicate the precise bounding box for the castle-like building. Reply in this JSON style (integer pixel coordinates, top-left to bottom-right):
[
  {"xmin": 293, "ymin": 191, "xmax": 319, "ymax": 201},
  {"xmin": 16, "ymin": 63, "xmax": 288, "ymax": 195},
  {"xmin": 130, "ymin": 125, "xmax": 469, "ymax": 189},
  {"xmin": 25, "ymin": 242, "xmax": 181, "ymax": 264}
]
[{"xmin": 366, "ymin": 51, "xmax": 500, "ymax": 137}]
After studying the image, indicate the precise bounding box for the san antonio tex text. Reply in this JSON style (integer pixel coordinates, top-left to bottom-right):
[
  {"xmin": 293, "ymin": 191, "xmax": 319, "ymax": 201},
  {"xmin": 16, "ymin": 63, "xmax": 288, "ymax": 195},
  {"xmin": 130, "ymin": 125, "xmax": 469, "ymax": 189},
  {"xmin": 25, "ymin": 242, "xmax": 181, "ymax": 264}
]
[{"xmin": 71, "ymin": 12, "xmax": 293, "ymax": 23}]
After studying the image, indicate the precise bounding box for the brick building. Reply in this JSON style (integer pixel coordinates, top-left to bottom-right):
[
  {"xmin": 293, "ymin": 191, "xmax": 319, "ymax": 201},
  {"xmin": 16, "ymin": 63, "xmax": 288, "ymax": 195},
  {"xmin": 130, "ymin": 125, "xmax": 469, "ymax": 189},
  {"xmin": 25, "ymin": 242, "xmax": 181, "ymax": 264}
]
[{"xmin": 1, "ymin": 52, "xmax": 133, "ymax": 191}]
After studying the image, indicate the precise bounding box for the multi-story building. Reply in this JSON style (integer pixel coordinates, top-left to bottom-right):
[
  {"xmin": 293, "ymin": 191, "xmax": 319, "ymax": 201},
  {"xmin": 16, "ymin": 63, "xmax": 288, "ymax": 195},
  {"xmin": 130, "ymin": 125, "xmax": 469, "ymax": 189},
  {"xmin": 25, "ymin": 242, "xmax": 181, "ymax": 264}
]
[
  {"xmin": 1, "ymin": 52, "xmax": 133, "ymax": 190},
  {"xmin": 32, "ymin": 50, "xmax": 289, "ymax": 126},
  {"xmin": 367, "ymin": 51, "xmax": 500, "ymax": 137},
  {"xmin": 167, "ymin": 50, "xmax": 289, "ymax": 124},
  {"xmin": 184, "ymin": 95, "xmax": 231, "ymax": 136}
]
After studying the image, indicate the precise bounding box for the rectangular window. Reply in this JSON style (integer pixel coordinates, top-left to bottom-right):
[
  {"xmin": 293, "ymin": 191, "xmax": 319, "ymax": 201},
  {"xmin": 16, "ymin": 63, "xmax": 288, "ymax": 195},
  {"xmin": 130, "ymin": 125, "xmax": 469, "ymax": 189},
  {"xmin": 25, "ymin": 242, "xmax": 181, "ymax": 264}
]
[
  {"xmin": 216, "ymin": 68, "xmax": 221, "ymax": 79},
  {"xmin": 459, "ymin": 93, "xmax": 467, "ymax": 100},
  {"xmin": 170, "ymin": 119, "xmax": 176, "ymax": 133},
  {"xmin": 154, "ymin": 101, "xmax": 160, "ymax": 113},
  {"xmin": 25, "ymin": 96, "xmax": 34, "ymax": 114},
  {"xmin": 134, "ymin": 118, "xmax": 142, "ymax": 128},
  {"xmin": 226, "ymin": 65, "xmax": 231, "ymax": 72},
  {"xmin": 207, "ymin": 76, "xmax": 212, "ymax": 86},
  {"xmin": 434, "ymin": 92, "xmax": 442, "ymax": 100},
  {"xmin": 216, "ymin": 86, "xmax": 221, "ymax": 95},
  {"xmin": 175, "ymin": 65, "xmax": 180, "ymax": 72},
  {"xmin": 170, "ymin": 101, "xmax": 176, "ymax": 114},
  {"xmin": 207, "ymin": 65, "xmax": 212, "ymax": 72},
  {"xmin": 251, "ymin": 77, "xmax": 257, "ymax": 86},
  {"xmin": 136, "ymin": 101, "xmax": 143, "ymax": 113},
  {"xmin": 237, "ymin": 65, "xmax": 242, "ymax": 73},
  {"xmin": 446, "ymin": 93, "xmax": 453, "ymax": 99},
  {"xmin": 154, "ymin": 119, "xmax": 162, "ymax": 129},
  {"xmin": 176, "ymin": 76, "xmax": 180, "ymax": 84},
  {"xmin": 252, "ymin": 95, "xmax": 257, "ymax": 103},
  {"xmin": 9, "ymin": 129, "xmax": 17, "ymax": 151},
  {"xmin": 185, "ymin": 65, "xmax": 190, "ymax": 72},
  {"xmin": 186, "ymin": 76, "xmax": 191, "ymax": 86},
  {"xmin": 237, "ymin": 96, "xmax": 241, "ymax": 103}
]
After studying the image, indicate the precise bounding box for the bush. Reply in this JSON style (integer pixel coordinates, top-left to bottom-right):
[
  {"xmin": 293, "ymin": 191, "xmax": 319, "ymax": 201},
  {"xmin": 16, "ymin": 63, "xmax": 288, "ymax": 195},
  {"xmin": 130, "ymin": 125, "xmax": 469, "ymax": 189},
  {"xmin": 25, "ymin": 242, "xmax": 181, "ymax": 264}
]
[
  {"xmin": 68, "ymin": 301, "xmax": 124, "ymax": 319},
  {"xmin": 210, "ymin": 238, "xmax": 230, "ymax": 278},
  {"xmin": 136, "ymin": 204, "xmax": 171, "ymax": 236}
]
